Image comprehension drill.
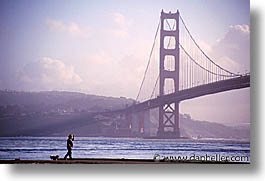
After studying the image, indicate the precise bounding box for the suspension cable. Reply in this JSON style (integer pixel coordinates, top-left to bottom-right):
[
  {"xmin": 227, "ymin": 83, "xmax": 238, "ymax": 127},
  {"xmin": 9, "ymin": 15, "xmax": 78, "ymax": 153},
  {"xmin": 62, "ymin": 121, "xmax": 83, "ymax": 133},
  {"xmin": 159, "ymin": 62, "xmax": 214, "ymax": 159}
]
[
  {"xmin": 179, "ymin": 14, "xmax": 240, "ymax": 76},
  {"xmin": 179, "ymin": 43, "xmax": 237, "ymax": 77},
  {"xmin": 150, "ymin": 75, "xmax": 160, "ymax": 99},
  {"xmin": 135, "ymin": 19, "xmax": 161, "ymax": 101}
]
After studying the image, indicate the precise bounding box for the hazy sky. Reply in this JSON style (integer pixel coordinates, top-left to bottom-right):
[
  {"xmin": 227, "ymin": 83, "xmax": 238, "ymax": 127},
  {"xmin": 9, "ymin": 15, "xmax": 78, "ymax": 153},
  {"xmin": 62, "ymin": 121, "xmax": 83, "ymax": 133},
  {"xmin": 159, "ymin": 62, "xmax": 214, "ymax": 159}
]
[{"xmin": 0, "ymin": 0, "xmax": 250, "ymax": 124}]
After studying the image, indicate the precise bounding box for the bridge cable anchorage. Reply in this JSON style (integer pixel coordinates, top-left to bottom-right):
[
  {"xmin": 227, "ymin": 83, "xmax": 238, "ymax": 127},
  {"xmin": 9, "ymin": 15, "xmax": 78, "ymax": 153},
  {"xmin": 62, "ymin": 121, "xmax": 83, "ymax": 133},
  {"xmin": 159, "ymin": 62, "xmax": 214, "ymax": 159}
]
[
  {"xmin": 179, "ymin": 14, "xmax": 241, "ymax": 77},
  {"xmin": 135, "ymin": 18, "xmax": 161, "ymax": 102}
]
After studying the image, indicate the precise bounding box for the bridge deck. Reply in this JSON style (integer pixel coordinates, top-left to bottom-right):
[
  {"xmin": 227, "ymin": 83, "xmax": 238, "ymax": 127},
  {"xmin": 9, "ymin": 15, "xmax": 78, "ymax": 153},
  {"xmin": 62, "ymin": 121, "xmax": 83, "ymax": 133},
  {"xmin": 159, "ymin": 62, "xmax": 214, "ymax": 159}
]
[{"xmin": 129, "ymin": 75, "xmax": 250, "ymax": 112}]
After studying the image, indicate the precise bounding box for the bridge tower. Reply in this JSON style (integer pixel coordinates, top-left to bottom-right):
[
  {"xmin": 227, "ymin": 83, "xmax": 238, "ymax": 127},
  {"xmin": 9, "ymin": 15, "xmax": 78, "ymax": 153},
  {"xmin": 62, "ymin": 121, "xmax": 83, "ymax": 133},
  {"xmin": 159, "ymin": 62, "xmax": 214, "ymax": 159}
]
[{"xmin": 157, "ymin": 10, "xmax": 180, "ymax": 138}]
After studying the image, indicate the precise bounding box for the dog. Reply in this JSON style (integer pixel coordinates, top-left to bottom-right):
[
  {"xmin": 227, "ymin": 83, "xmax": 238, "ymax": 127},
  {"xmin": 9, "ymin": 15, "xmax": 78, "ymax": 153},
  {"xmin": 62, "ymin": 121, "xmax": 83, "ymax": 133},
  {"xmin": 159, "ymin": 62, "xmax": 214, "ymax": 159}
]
[{"xmin": 50, "ymin": 155, "xmax": 59, "ymax": 160}]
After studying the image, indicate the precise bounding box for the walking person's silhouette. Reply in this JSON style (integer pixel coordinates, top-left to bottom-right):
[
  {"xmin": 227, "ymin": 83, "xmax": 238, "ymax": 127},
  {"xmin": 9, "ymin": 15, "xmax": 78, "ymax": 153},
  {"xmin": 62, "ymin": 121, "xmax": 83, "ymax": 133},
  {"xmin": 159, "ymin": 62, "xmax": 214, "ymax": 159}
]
[{"xmin": 64, "ymin": 134, "xmax": 74, "ymax": 160}]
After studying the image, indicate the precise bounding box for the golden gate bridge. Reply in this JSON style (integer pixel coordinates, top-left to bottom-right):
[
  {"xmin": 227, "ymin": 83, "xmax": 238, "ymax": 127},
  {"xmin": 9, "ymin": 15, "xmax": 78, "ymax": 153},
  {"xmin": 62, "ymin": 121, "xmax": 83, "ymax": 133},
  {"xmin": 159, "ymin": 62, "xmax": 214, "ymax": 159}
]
[{"xmin": 102, "ymin": 10, "xmax": 250, "ymax": 139}]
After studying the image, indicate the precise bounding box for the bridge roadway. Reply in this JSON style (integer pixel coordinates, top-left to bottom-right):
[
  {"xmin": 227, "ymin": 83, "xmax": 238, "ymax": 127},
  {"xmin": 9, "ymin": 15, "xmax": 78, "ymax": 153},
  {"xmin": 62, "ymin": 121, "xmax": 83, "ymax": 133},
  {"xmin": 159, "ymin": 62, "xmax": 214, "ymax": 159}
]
[{"xmin": 124, "ymin": 74, "xmax": 250, "ymax": 113}]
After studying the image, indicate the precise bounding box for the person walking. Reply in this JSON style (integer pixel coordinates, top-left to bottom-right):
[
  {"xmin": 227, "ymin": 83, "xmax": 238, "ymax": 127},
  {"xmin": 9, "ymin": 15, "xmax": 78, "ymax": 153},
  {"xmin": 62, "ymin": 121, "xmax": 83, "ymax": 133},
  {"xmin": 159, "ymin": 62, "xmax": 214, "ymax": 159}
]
[{"xmin": 64, "ymin": 134, "xmax": 74, "ymax": 160}]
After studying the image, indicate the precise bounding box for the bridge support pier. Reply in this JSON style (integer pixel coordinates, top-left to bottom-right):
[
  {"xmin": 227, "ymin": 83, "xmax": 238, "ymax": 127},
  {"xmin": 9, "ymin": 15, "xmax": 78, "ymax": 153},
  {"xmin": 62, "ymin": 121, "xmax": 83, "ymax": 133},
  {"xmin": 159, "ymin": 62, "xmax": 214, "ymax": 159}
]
[
  {"xmin": 118, "ymin": 109, "xmax": 132, "ymax": 137},
  {"xmin": 143, "ymin": 109, "xmax": 151, "ymax": 137},
  {"xmin": 131, "ymin": 110, "xmax": 150, "ymax": 137},
  {"xmin": 131, "ymin": 112, "xmax": 139, "ymax": 136},
  {"xmin": 158, "ymin": 102, "xmax": 180, "ymax": 138}
]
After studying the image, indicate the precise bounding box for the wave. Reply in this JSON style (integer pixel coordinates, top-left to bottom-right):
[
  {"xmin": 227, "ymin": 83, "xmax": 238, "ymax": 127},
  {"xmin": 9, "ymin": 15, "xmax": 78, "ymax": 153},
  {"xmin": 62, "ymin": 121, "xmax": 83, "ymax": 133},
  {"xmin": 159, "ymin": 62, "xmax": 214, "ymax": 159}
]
[{"xmin": 0, "ymin": 148, "xmax": 250, "ymax": 153}]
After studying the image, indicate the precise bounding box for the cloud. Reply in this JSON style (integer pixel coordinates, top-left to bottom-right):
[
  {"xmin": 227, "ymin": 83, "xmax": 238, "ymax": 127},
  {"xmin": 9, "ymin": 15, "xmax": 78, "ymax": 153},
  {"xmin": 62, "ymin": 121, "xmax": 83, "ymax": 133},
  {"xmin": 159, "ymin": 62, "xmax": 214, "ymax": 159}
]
[
  {"xmin": 85, "ymin": 52, "xmax": 112, "ymax": 65},
  {"xmin": 107, "ymin": 29, "xmax": 129, "ymax": 38},
  {"xmin": 195, "ymin": 24, "xmax": 249, "ymax": 74},
  {"xmin": 210, "ymin": 24, "xmax": 250, "ymax": 73},
  {"xmin": 18, "ymin": 57, "xmax": 82, "ymax": 91},
  {"xmin": 112, "ymin": 13, "xmax": 133, "ymax": 28},
  {"xmin": 105, "ymin": 13, "xmax": 133, "ymax": 39},
  {"xmin": 72, "ymin": 49, "xmax": 147, "ymax": 98},
  {"xmin": 46, "ymin": 19, "xmax": 91, "ymax": 38}
]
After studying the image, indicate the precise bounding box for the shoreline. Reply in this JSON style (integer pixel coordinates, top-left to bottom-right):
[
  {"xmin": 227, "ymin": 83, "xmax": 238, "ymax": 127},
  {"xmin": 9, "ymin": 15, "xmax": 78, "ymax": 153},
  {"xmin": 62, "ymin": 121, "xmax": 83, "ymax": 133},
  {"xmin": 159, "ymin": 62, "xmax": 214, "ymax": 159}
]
[{"xmin": 0, "ymin": 158, "xmax": 250, "ymax": 164}]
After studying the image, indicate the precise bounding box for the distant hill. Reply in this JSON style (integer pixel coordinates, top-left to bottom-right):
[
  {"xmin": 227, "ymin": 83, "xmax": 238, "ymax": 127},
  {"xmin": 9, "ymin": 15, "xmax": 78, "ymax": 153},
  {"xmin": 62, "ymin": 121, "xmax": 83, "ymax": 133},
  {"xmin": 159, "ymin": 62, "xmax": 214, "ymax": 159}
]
[
  {"xmin": 0, "ymin": 90, "xmax": 134, "ymax": 136},
  {"xmin": 179, "ymin": 114, "xmax": 249, "ymax": 140},
  {"xmin": 0, "ymin": 90, "xmax": 135, "ymax": 112},
  {"xmin": 148, "ymin": 111, "xmax": 249, "ymax": 140},
  {"xmin": 0, "ymin": 90, "xmax": 249, "ymax": 140}
]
